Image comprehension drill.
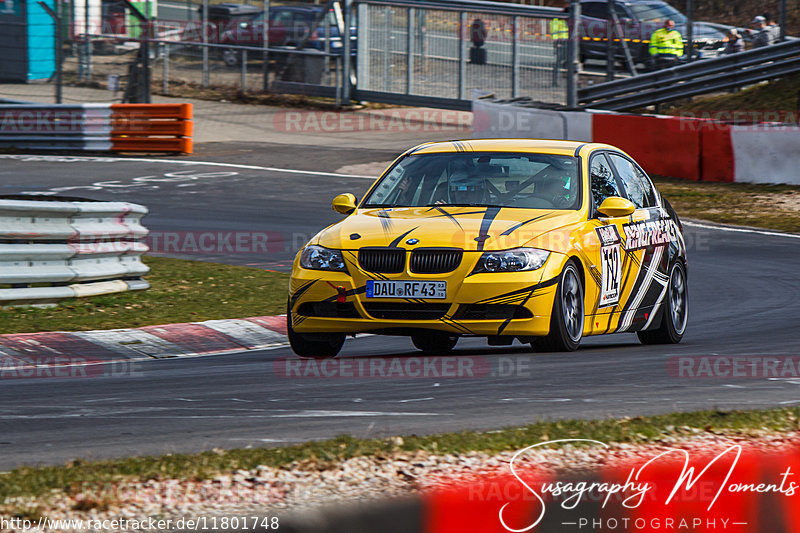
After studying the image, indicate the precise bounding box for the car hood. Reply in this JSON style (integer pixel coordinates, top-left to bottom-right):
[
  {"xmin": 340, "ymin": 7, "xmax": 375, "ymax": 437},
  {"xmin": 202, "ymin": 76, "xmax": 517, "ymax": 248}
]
[{"xmin": 314, "ymin": 206, "xmax": 579, "ymax": 251}]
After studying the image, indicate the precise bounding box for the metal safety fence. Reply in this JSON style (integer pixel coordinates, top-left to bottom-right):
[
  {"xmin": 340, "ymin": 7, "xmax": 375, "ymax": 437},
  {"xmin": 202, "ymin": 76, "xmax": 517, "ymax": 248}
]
[
  {"xmin": 355, "ymin": 0, "xmax": 569, "ymax": 109},
  {"xmin": 0, "ymin": 196, "xmax": 150, "ymax": 306},
  {"xmin": 2, "ymin": 0, "xmax": 570, "ymax": 110}
]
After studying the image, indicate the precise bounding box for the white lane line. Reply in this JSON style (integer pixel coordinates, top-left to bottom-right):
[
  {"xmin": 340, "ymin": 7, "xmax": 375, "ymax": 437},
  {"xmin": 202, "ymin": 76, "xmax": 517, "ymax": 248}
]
[
  {"xmin": 684, "ymin": 220, "xmax": 800, "ymax": 239},
  {"xmin": 271, "ymin": 410, "xmax": 445, "ymax": 418},
  {"xmin": 397, "ymin": 397, "xmax": 434, "ymax": 403},
  {"xmin": 0, "ymin": 155, "xmax": 376, "ymax": 179}
]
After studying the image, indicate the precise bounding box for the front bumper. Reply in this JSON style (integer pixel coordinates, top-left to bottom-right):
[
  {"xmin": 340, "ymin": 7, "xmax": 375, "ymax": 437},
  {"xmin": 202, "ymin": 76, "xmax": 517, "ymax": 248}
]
[{"xmin": 288, "ymin": 252, "xmax": 565, "ymax": 337}]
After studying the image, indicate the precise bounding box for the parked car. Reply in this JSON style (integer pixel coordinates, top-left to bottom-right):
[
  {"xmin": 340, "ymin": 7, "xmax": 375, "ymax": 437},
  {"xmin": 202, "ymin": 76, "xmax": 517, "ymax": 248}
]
[
  {"xmin": 194, "ymin": 3, "xmax": 356, "ymax": 66},
  {"xmin": 579, "ymin": 0, "xmax": 732, "ymax": 65}
]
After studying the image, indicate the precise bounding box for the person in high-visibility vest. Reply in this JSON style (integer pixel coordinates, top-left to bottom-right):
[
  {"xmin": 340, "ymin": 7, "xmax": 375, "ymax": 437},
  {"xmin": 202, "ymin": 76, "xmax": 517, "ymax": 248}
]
[
  {"xmin": 550, "ymin": 6, "xmax": 569, "ymax": 86},
  {"xmin": 648, "ymin": 19, "xmax": 683, "ymax": 69}
]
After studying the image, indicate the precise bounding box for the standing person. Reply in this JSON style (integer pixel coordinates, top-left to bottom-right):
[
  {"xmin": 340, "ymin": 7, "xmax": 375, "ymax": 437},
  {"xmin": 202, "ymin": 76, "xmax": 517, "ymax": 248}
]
[
  {"xmin": 750, "ymin": 15, "xmax": 774, "ymax": 48},
  {"xmin": 550, "ymin": 5, "xmax": 569, "ymax": 86},
  {"xmin": 763, "ymin": 12, "xmax": 781, "ymax": 43},
  {"xmin": 724, "ymin": 28, "xmax": 743, "ymax": 54},
  {"xmin": 648, "ymin": 19, "xmax": 683, "ymax": 69}
]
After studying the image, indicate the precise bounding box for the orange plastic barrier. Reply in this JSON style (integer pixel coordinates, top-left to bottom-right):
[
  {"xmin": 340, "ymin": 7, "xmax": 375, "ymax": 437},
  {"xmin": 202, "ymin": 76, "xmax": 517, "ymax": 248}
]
[{"xmin": 110, "ymin": 104, "xmax": 193, "ymax": 154}]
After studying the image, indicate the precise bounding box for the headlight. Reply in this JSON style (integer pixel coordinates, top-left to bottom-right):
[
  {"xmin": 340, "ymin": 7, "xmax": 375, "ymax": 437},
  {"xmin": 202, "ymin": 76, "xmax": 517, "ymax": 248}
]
[
  {"xmin": 300, "ymin": 245, "xmax": 348, "ymax": 272},
  {"xmin": 472, "ymin": 248, "xmax": 549, "ymax": 274}
]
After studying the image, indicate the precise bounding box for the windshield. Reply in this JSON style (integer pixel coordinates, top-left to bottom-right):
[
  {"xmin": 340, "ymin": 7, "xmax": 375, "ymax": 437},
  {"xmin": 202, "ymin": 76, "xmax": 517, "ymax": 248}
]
[
  {"xmin": 628, "ymin": 3, "xmax": 686, "ymax": 23},
  {"xmin": 362, "ymin": 152, "xmax": 581, "ymax": 210}
]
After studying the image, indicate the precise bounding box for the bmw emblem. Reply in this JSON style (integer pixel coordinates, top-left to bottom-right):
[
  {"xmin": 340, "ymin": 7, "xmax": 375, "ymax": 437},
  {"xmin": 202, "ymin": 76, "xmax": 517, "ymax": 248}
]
[{"xmin": 406, "ymin": 238, "xmax": 419, "ymax": 245}]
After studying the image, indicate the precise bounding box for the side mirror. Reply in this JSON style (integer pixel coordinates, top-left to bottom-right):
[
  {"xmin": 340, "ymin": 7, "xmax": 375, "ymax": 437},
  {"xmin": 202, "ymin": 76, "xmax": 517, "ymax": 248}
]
[
  {"xmin": 597, "ymin": 196, "xmax": 635, "ymax": 218},
  {"xmin": 332, "ymin": 193, "xmax": 357, "ymax": 215}
]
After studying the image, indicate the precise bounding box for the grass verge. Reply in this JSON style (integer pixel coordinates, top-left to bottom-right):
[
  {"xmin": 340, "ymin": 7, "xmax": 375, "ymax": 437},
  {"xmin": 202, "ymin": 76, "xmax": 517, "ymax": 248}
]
[
  {"xmin": 2, "ymin": 406, "xmax": 800, "ymax": 500},
  {"xmin": 653, "ymin": 176, "xmax": 800, "ymax": 233},
  {"xmin": 0, "ymin": 256, "xmax": 289, "ymax": 335}
]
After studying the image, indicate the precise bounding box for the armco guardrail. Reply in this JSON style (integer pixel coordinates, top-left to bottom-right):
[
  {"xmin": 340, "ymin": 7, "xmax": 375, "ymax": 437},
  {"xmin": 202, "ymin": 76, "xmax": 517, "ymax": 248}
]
[
  {"xmin": 0, "ymin": 104, "xmax": 193, "ymax": 153},
  {"xmin": 578, "ymin": 38, "xmax": 800, "ymax": 111},
  {"xmin": 0, "ymin": 197, "xmax": 150, "ymax": 305}
]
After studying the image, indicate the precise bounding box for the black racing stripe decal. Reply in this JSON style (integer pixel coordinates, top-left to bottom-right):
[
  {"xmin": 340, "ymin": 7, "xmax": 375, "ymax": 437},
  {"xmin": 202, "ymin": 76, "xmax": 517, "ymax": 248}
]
[
  {"xmin": 500, "ymin": 214, "xmax": 548, "ymax": 236},
  {"xmin": 476, "ymin": 207, "xmax": 502, "ymax": 251},
  {"xmin": 440, "ymin": 315, "xmax": 473, "ymax": 335},
  {"xmin": 428, "ymin": 206, "xmax": 464, "ymax": 230},
  {"xmin": 289, "ymin": 279, "xmax": 318, "ymax": 308},
  {"xmin": 475, "ymin": 276, "xmax": 559, "ymax": 305},
  {"xmin": 389, "ymin": 227, "xmax": 419, "ymax": 248}
]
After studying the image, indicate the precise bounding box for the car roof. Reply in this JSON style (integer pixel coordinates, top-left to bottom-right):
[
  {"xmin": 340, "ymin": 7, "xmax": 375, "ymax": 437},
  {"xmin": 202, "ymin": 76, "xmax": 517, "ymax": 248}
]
[{"xmin": 407, "ymin": 139, "xmax": 614, "ymax": 157}]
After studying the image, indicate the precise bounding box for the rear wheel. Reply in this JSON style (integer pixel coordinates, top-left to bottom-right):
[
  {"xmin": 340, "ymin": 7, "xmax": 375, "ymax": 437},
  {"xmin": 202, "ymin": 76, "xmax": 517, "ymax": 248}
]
[
  {"xmin": 411, "ymin": 332, "xmax": 458, "ymax": 354},
  {"xmin": 287, "ymin": 301, "xmax": 345, "ymax": 359},
  {"xmin": 638, "ymin": 261, "xmax": 687, "ymax": 345},
  {"xmin": 532, "ymin": 261, "xmax": 584, "ymax": 352}
]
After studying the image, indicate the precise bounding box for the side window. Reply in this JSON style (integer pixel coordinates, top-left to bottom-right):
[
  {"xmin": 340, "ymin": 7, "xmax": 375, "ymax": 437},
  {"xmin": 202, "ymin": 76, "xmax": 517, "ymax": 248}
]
[
  {"xmin": 581, "ymin": 2, "xmax": 607, "ymax": 19},
  {"xmin": 590, "ymin": 154, "xmax": 622, "ymax": 210},
  {"xmin": 607, "ymin": 153, "xmax": 654, "ymax": 208}
]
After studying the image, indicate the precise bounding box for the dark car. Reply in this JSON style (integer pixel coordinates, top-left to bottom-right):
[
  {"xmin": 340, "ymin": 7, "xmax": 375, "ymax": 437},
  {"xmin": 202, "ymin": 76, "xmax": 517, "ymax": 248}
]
[
  {"xmin": 579, "ymin": 0, "xmax": 730, "ymax": 65},
  {"xmin": 197, "ymin": 3, "xmax": 355, "ymax": 66}
]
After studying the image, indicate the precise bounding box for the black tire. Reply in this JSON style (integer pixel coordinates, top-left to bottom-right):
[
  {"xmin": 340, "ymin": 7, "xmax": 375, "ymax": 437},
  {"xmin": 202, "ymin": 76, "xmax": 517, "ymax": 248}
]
[
  {"xmin": 532, "ymin": 261, "xmax": 584, "ymax": 352},
  {"xmin": 287, "ymin": 301, "xmax": 345, "ymax": 359},
  {"xmin": 638, "ymin": 261, "xmax": 688, "ymax": 345},
  {"xmin": 411, "ymin": 332, "xmax": 458, "ymax": 354}
]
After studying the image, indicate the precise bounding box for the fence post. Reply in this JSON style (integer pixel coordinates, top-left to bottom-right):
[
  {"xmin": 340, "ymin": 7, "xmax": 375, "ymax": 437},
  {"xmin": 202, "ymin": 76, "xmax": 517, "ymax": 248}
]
[
  {"xmin": 511, "ymin": 15, "xmax": 519, "ymax": 98},
  {"xmin": 202, "ymin": 0, "xmax": 209, "ymax": 87},
  {"xmin": 566, "ymin": 0, "xmax": 580, "ymax": 108},
  {"xmin": 383, "ymin": 6, "xmax": 392, "ymax": 92},
  {"xmin": 241, "ymin": 49, "xmax": 247, "ymax": 92},
  {"xmin": 406, "ymin": 7, "xmax": 414, "ymax": 95},
  {"xmin": 342, "ymin": 0, "xmax": 353, "ymax": 103},
  {"xmin": 458, "ymin": 10, "xmax": 466, "ymax": 100},
  {"xmin": 262, "ymin": 0, "xmax": 270, "ymax": 91},
  {"xmin": 162, "ymin": 42, "xmax": 169, "ymax": 95},
  {"xmin": 686, "ymin": 0, "xmax": 694, "ymax": 61},
  {"xmin": 37, "ymin": 1, "xmax": 62, "ymax": 103}
]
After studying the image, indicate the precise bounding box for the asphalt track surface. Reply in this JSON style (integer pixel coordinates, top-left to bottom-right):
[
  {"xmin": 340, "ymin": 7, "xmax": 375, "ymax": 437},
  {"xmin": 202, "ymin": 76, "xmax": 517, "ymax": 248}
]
[{"xmin": 2, "ymin": 145, "xmax": 800, "ymax": 469}]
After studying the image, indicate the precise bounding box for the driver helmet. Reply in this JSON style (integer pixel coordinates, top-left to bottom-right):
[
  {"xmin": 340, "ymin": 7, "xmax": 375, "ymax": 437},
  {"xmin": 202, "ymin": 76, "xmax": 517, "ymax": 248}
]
[{"xmin": 448, "ymin": 171, "xmax": 487, "ymax": 204}]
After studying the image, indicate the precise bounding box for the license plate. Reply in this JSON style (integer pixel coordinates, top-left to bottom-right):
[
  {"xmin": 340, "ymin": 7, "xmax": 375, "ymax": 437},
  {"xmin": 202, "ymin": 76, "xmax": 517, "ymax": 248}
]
[{"xmin": 365, "ymin": 280, "xmax": 446, "ymax": 299}]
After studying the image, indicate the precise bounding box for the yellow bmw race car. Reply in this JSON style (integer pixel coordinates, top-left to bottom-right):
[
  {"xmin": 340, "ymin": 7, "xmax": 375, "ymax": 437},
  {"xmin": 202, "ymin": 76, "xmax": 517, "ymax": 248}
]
[{"xmin": 288, "ymin": 139, "xmax": 687, "ymax": 358}]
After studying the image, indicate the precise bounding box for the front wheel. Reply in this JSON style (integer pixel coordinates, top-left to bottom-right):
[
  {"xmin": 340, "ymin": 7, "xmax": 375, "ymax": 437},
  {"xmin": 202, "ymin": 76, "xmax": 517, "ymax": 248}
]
[
  {"xmin": 532, "ymin": 261, "xmax": 584, "ymax": 352},
  {"xmin": 411, "ymin": 332, "xmax": 458, "ymax": 354},
  {"xmin": 287, "ymin": 301, "xmax": 345, "ymax": 359},
  {"xmin": 638, "ymin": 261, "xmax": 687, "ymax": 345}
]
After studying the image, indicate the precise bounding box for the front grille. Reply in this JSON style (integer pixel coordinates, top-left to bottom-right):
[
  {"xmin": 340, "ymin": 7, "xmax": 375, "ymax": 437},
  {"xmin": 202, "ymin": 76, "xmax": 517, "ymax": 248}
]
[
  {"xmin": 454, "ymin": 304, "xmax": 533, "ymax": 320},
  {"xmin": 410, "ymin": 248, "xmax": 463, "ymax": 274},
  {"xmin": 358, "ymin": 248, "xmax": 405, "ymax": 273},
  {"xmin": 363, "ymin": 303, "xmax": 451, "ymax": 320},
  {"xmin": 297, "ymin": 302, "xmax": 360, "ymax": 318}
]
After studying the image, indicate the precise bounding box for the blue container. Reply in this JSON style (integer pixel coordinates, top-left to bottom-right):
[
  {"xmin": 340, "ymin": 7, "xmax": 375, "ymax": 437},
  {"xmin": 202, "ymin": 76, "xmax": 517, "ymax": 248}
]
[{"xmin": 0, "ymin": 0, "xmax": 56, "ymax": 82}]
